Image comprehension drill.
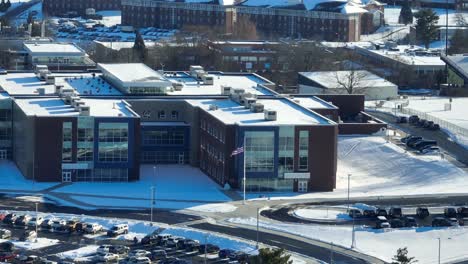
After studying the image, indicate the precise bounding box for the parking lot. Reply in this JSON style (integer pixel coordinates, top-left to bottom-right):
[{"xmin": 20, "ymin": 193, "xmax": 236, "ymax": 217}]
[{"xmin": 0, "ymin": 211, "xmax": 255, "ymax": 264}]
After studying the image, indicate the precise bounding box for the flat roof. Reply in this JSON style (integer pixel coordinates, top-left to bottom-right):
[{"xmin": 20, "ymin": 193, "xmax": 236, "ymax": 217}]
[
  {"xmin": 15, "ymin": 98, "xmax": 135, "ymax": 117},
  {"xmin": 23, "ymin": 42, "xmax": 84, "ymax": 54},
  {"xmin": 292, "ymin": 96, "xmax": 336, "ymax": 109},
  {"xmin": 358, "ymin": 45, "xmax": 446, "ymax": 66},
  {"xmin": 299, "ymin": 70, "xmax": 397, "ymax": 89},
  {"xmin": 98, "ymin": 63, "xmax": 169, "ymax": 85},
  {"xmin": 165, "ymin": 72, "xmax": 274, "ymax": 96},
  {"xmin": 443, "ymin": 54, "xmax": 468, "ymax": 79},
  {"xmin": 187, "ymin": 98, "xmax": 332, "ymax": 126}
]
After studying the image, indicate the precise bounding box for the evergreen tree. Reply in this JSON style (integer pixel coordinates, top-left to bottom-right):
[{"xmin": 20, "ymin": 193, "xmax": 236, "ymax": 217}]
[
  {"xmin": 399, "ymin": 0, "xmax": 413, "ymax": 25},
  {"xmin": 448, "ymin": 29, "xmax": 468, "ymax": 54},
  {"xmin": 133, "ymin": 30, "xmax": 146, "ymax": 61},
  {"xmin": 414, "ymin": 9, "xmax": 439, "ymax": 49},
  {"xmin": 5, "ymin": 0, "xmax": 10, "ymax": 9},
  {"xmin": 391, "ymin": 247, "xmax": 417, "ymax": 264},
  {"xmin": 250, "ymin": 248, "xmax": 293, "ymax": 264},
  {"xmin": 0, "ymin": 0, "xmax": 6, "ymax": 13},
  {"xmin": 26, "ymin": 12, "xmax": 34, "ymax": 25}
]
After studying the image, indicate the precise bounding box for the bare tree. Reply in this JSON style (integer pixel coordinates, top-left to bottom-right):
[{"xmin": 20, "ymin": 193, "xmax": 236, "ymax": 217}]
[
  {"xmin": 334, "ymin": 70, "xmax": 368, "ymax": 94},
  {"xmin": 455, "ymin": 12, "xmax": 467, "ymax": 26}
]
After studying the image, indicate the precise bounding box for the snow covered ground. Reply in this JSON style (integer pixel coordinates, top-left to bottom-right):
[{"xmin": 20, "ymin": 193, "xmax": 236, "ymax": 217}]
[
  {"xmin": 0, "ymin": 237, "xmax": 59, "ymax": 250},
  {"xmin": 0, "ymin": 161, "xmax": 57, "ymax": 191},
  {"xmin": 228, "ymin": 217, "xmax": 468, "ymax": 264},
  {"xmin": 384, "ymin": 5, "xmax": 468, "ymax": 26},
  {"xmin": 95, "ymin": 10, "xmax": 121, "ymax": 27},
  {"xmin": 247, "ymin": 136, "xmax": 467, "ymax": 200},
  {"xmin": 54, "ymin": 165, "xmax": 231, "ymax": 202}
]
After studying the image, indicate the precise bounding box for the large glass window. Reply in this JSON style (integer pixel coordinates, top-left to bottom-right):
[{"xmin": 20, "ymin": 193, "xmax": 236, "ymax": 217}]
[
  {"xmin": 0, "ymin": 127, "xmax": 11, "ymax": 141},
  {"xmin": 62, "ymin": 122, "xmax": 72, "ymax": 162},
  {"xmin": 0, "ymin": 109, "xmax": 11, "ymax": 121},
  {"xmin": 77, "ymin": 117, "xmax": 94, "ymax": 163},
  {"xmin": 98, "ymin": 123, "xmax": 129, "ymax": 163},
  {"xmin": 142, "ymin": 129, "xmax": 185, "ymax": 146},
  {"xmin": 245, "ymin": 131, "xmax": 274, "ymax": 172},
  {"xmin": 299, "ymin": 130, "xmax": 309, "ymax": 171},
  {"xmin": 278, "ymin": 126, "xmax": 294, "ymax": 175}
]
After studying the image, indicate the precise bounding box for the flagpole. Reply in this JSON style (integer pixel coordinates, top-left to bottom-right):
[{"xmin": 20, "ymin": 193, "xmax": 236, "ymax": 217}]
[{"xmin": 243, "ymin": 134, "xmax": 246, "ymax": 205}]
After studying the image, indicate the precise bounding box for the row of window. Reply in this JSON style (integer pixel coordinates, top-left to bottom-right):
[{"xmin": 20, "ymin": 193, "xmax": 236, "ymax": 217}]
[
  {"xmin": 201, "ymin": 119, "xmax": 225, "ymax": 143},
  {"xmin": 141, "ymin": 151, "xmax": 187, "ymax": 164},
  {"xmin": 0, "ymin": 127, "xmax": 11, "ymax": 141},
  {"xmin": 0, "ymin": 110, "xmax": 11, "ymax": 122},
  {"xmin": 142, "ymin": 129, "xmax": 185, "ymax": 146},
  {"xmin": 200, "ymin": 139, "xmax": 225, "ymax": 163},
  {"xmin": 75, "ymin": 168, "xmax": 128, "ymax": 182}
]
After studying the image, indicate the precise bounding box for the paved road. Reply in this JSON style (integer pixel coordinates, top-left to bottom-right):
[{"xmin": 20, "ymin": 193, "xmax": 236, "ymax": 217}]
[{"xmin": 369, "ymin": 111, "xmax": 468, "ymax": 165}]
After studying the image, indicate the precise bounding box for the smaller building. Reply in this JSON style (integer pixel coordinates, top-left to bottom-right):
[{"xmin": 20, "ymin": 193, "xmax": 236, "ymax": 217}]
[
  {"xmin": 23, "ymin": 42, "xmax": 95, "ymax": 70},
  {"xmin": 298, "ymin": 70, "xmax": 398, "ymax": 100},
  {"xmin": 441, "ymin": 54, "xmax": 468, "ymax": 96},
  {"xmin": 98, "ymin": 63, "xmax": 173, "ymax": 94}
]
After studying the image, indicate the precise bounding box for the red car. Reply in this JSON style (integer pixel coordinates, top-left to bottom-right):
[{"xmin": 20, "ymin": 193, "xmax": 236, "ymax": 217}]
[
  {"xmin": 0, "ymin": 252, "xmax": 17, "ymax": 262},
  {"xmin": 0, "ymin": 214, "xmax": 6, "ymax": 222}
]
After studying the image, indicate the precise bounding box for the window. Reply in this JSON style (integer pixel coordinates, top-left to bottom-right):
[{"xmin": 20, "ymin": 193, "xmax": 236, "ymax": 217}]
[
  {"xmin": 142, "ymin": 128, "xmax": 185, "ymax": 146},
  {"xmin": 245, "ymin": 131, "xmax": 274, "ymax": 172},
  {"xmin": 0, "ymin": 128, "xmax": 11, "ymax": 141},
  {"xmin": 62, "ymin": 148, "xmax": 72, "ymax": 162},
  {"xmin": 298, "ymin": 130, "xmax": 309, "ymax": 171},
  {"xmin": 78, "ymin": 128, "xmax": 93, "ymax": 142},
  {"xmin": 62, "ymin": 122, "xmax": 73, "ymax": 142},
  {"xmin": 158, "ymin": 111, "xmax": 166, "ymax": 119},
  {"xmin": 171, "ymin": 110, "xmax": 179, "ymax": 119},
  {"xmin": 98, "ymin": 123, "xmax": 129, "ymax": 163},
  {"xmin": 0, "ymin": 109, "xmax": 11, "ymax": 121},
  {"xmin": 77, "ymin": 148, "xmax": 93, "ymax": 162}
]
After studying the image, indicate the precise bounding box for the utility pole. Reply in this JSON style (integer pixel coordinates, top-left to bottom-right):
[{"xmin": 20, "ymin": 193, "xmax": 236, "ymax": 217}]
[
  {"xmin": 351, "ymin": 210, "xmax": 356, "ymax": 248},
  {"xmin": 150, "ymin": 185, "xmax": 155, "ymax": 223},
  {"xmin": 347, "ymin": 173, "xmax": 351, "ymax": 212},
  {"xmin": 438, "ymin": 237, "xmax": 441, "ymax": 264},
  {"xmin": 35, "ymin": 202, "xmax": 38, "ymax": 242},
  {"xmin": 256, "ymin": 207, "xmax": 260, "ymax": 249}
]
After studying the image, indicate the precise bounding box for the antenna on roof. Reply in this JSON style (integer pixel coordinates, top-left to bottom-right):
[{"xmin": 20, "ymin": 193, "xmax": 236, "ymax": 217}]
[{"xmin": 113, "ymin": 102, "xmax": 116, "ymax": 109}]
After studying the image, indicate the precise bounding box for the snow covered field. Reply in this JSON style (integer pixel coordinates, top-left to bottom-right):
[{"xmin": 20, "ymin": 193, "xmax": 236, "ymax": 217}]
[
  {"xmin": 228, "ymin": 217, "xmax": 468, "ymax": 264},
  {"xmin": 247, "ymin": 136, "xmax": 467, "ymax": 200},
  {"xmin": 384, "ymin": 5, "xmax": 468, "ymax": 26}
]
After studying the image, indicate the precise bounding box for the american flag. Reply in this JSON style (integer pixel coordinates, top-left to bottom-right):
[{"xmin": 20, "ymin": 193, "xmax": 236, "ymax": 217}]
[{"xmin": 230, "ymin": 146, "xmax": 244, "ymax": 157}]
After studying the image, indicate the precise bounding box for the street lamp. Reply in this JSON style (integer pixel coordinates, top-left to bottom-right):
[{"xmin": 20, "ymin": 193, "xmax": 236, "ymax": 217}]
[
  {"xmin": 438, "ymin": 237, "xmax": 452, "ymax": 264},
  {"xmin": 256, "ymin": 207, "xmax": 260, "ymax": 249},
  {"xmin": 150, "ymin": 185, "xmax": 155, "ymax": 223},
  {"xmin": 347, "ymin": 173, "xmax": 351, "ymax": 212},
  {"xmin": 35, "ymin": 202, "xmax": 38, "ymax": 242}
]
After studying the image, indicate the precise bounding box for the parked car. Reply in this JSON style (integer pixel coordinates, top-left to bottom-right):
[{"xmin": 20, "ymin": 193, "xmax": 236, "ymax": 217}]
[
  {"xmin": 0, "ymin": 213, "xmax": 6, "ymax": 222},
  {"xmin": 27, "ymin": 217, "xmax": 44, "ymax": 228},
  {"xmin": 458, "ymin": 207, "xmax": 468, "ymax": 217},
  {"xmin": 95, "ymin": 253, "xmax": 119, "ymax": 262},
  {"xmin": 177, "ymin": 239, "xmax": 199, "ymax": 251},
  {"xmin": 128, "ymin": 249, "xmax": 151, "ymax": 258},
  {"xmin": 228, "ymin": 251, "xmax": 250, "ymax": 262},
  {"xmin": 84, "ymin": 223, "xmax": 102, "ymax": 234},
  {"xmin": 428, "ymin": 123, "xmax": 440, "ymax": 130},
  {"xmin": 420, "ymin": 146, "xmax": 440, "ymax": 154},
  {"xmin": 0, "ymin": 241, "xmax": 15, "ymax": 252},
  {"xmin": 404, "ymin": 216, "xmax": 417, "ymax": 227},
  {"xmin": 218, "ymin": 249, "xmax": 236, "ymax": 259},
  {"xmin": 17, "ymin": 255, "xmax": 39, "ymax": 263},
  {"xmin": 64, "ymin": 220, "xmax": 79, "ymax": 232},
  {"xmin": 3, "ymin": 213, "xmax": 18, "ymax": 225},
  {"xmin": 432, "ymin": 217, "xmax": 453, "ymax": 227},
  {"xmin": 376, "ymin": 216, "xmax": 390, "ymax": 229},
  {"xmin": 416, "ymin": 207, "xmax": 430, "ymax": 218},
  {"xmin": 15, "ymin": 214, "xmax": 32, "ymax": 226},
  {"xmin": 362, "ymin": 209, "xmax": 376, "ymax": 218},
  {"xmin": 20, "ymin": 230, "xmax": 37, "ymax": 242},
  {"xmin": 150, "ymin": 250, "xmax": 167, "ymax": 261},
  {"xmin": 406, "ymin": 137, "xmax": 423, "ymax": 147},
  {"xmin": 389, "ymin": 207, "xmax": 403, "ymax": 218},
  {"xmin": 348, "ymin": 209, "xmax": 362, "ymax": 218},
  {"xmin": 141, "ymin": 234, "xmax": 158, "ymax": 245},
  {"xmin": 416, "ymin": 119, "xmax": 427, "ymax": 127},
  {"xmin": 198, "ymin": 244, "xmax": 220, "ymax": 254},
  {"xmin": 390, "ymin": 218, "xmax": 405, "ymax": 228},
  {"xmin": 413, "ymin": 140, "xmax": 437, "ymax": 151},
  {"xmin": 109, "ymin": 245, "xmax": 129, "ymax": 255},
  {"xmin": 422, "ymin": 120, "xmax": 434, "ymax": 129},
  {"xmin": 107, "ymin": 224, "xmax": 129, "ymax": 236},
  {"xmin": 376, "ymin": 208, "xmax": 388, "ymax": 217},
  {"xmin": 444, "ymin": 207, "xmax": 458, "ymax": 218},
  {"xmin": 40, "ymin": 219, "xmax": 54, "ymax": 229},
  {"xmin": 0, "ymin": 252, "xmax": 16, "ymax": 262},
  {"xmin": 74, "ymin": 222, "xmax": 85, "ymax": 233},
  {"xmin": 396, "ymin": 116, "xmax": 408, "ymax": 123},
  {"xmin": 0, "ymin": 229, "xmax": 11, "ymax": 239},
  {"xmin": 449, "ymin": 218, "xmax": 459, "ymax": 227},
  {"xmin": 408, "ymin": 115, "xmax": 419, "ymax": 124},
  {"xmin": 97, "ymin": 245, "xmax": 112, "ymax": 255},
  {"xmin": 125, "ymin": 256, "xmax": 151, "ymax": 264},
  {"xmin": 51, "ymin": 219, "xmax": 67, "ymax": 230}
]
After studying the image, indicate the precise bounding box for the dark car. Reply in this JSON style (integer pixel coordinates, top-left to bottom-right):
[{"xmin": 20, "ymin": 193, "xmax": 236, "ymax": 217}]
[
  {"xmin": 198, "ymin": 244, "xmax": 220, "ymax": 254},
  {"xmin": 150, "ymin": 249, "xmax": 167, "ymax": 261},
  {"xmin": 432, "ymin": 217, "xmax": 453, "ymax": 227},
  {"xmin": 363, "ymin": 209, "xmax": 376, "ymax": 218},
  {"xmin": 428, "ymin": 123, "xmax": 440, "ymax": 130},
  {"xmin": 219, "ymin": 249, "xmax": 236, "ymax": 259},
  {"xmin": 348, "ymin": 209, "xmax": 362, "ymax": 218},
  {"xmin": 413, "ymin": 140, "xmax": 437, "ymax": 151},
  {"xmin": 0, "ymin": 241, "xmax": 15, "ymax": 252},
  {"xmin": 406, "ymin": 137, "xmax": 423, "ymax": 147},
  {"xmin": 423, "ymin": 120, "xmax": 434, "ymax": 129},
  {"xmin": 396, "ymin": 116, "xmax": 408, "ymax": 123},
  {"xmin": 376, "ymin": 208, "xmax": 387, "ymax": 217},
  {"xmin": 75, "ymin": 222, "xmax": 85, "ymax": 233},
  {"xmin": 228, "ymin": 251, "xmax": 250, "ymax": 262},
  {"xmin": 416, "ymin": 207, "xmax": 430, "ymax": 218},
  {"xmin": 109, "ymin": 245, "xmax": 129, "ymax": 255},
  {"xmin": 404, "ymin": 216, "xmax": 417, "ymax": 227},
  {"xmin": 458, "ymin": 207, "xmax": 468, "ymax": 217},
  {"xmin": 444, "ymin": 207, "xmax": 457, "ymax": 218},
  {"xmin": 141, "ymin": 234, "xmax": 158, "ymax": 245},
  {"xmin": 389, "ymin": 207, "xmax": 402, "ymax": 218},
  {"xmin": 14, "ymin": 215, "xmax": 31, "ymax": 226},
  {"xmin": 401, "ymin": 135, "xmax": 414, "ymax": 143},
  {"xmin": 416, "ymin": 119, "xmax": 427, "ymax": 127},
  {"xmin": 3, "ymin": 213, "xmax": 18, "ymax": 225},
  {"xmin": 390, "ymin": 218, "xmax": 405, "ymax": 228},
  {"xmin": 408, "ymin": 115, "xmax": 419, "ymax": 124},
  {"xmin": 0, "ymin": 252, "xmax": 16, "ymax": 262}
]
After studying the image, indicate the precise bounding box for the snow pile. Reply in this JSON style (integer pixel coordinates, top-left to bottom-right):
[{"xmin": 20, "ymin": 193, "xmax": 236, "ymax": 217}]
[
  {"xmin": 10, "ymin": 238, "xmax": 59, "ymax": 250},
  {"xmin": 228, "ymin": 217, "xmax": 468, "ymax": 264},
  {"xmin": 186, "ymin": 203, "xmax": 237, "ymax": 213},
  {"xmin": 95, "ymin": 10, "xmax": 121, "ymax": 27},
  {"xmin": 294, "ymin": 208, "xmax": 351, "ymax": 221},
  {"xmin": 57, "ymin": 245, "xmax": 99, "ymax": 260}
]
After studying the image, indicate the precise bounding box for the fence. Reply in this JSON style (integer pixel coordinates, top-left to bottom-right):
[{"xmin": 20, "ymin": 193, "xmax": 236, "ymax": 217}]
[{"xmin": 400, "ymin": 107, "xmax": 468, "ymax": 139}]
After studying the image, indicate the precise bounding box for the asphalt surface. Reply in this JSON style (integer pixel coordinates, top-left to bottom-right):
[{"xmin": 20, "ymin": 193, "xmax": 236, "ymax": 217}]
[{"xmin": 191, "ymin": 223, "xmax": 368, "ymax": 264}]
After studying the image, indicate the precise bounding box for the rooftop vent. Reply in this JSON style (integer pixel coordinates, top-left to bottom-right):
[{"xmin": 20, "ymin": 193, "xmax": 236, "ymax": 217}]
[
  {"xmin": 209, "ymin": 104, "xmax": 219, "ymax": 111},
  {"xmin": 221, "ymin": 85, "xmax": 231, "ymax": 95},
  {"xmin": 78, "ymin": 105, "xmax": 90, "ymax": 116},
  {"xmin": 172, "ymin": 82, "xmax": 183, "ymax": 91},
  {"xmin": 36, "ymin": 88, "xmax": 45, "ymax": 95},
  {"xmin": 202, "ymin": 75, "xmax": 214, "ymax": 85},
  {"xmin": 250, "ymin": 103, "xmax": 264, "ymax": 113},
  {"xmin": 244, "ymin": 98, "xmax": 257, "ymax": 109},
  {"xmin": 54, "ymin": 84, "xmax": 64, "ymax": 94},
  {"xmin": 264, "ymin": 109, "xmax": 277, "ymax": 121}
]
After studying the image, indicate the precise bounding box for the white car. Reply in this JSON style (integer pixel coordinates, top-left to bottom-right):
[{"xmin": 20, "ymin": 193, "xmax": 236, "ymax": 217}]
[
  {"xmin": 125, "ymin": 257, "xmax": 151, "ymax": 264},
  {"xmin": 27, "ymin": 217, "xmax": 44, "ymax": 227},
  {"xmin": 96, "ymin": 253, "xmax": 119, "ymax": 262},
  {"xmin": 84, "ymin": 223, "xmax": 103, "ymax": 234},
  {"xmin": 96, "ymin": 244, "xmax": 112, "ymax": 255},
  {"xmin": 51, "ymin": 219, "xmax": 67, "ymax": 230},
  {"xmin": 128, "ymin": 249, "xmax": 150, "ymax": 258}
]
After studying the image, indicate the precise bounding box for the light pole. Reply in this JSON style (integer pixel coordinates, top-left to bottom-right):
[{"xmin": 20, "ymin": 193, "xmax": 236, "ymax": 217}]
[
  {"xmin": 204, "ymin": 233, "xmax": 208, "ymax": 264},
  {"xmin": 256, "ymin": 207, "xmax": 260, "ymax": 249},
  {"xmin": 351, "ymin": 210, "xmax": 356, "ymax": 249},
  {"xmin": 35, "ymin": 202, "xmax": 38, "ymax": 242},
  {"xmin": 438, "ymin": 237, "xmax": 441, "ymax": 264},
  {"xmin": 330, "ymin": 242, "xmax": 334, "ymax": 264},
  {"xmin": 347, "ymin": 173, "xmax": 351, "ymax": 212},
  {"xmin": 150, "ymin": 185, "xmax": 155, "ymax": 223}
]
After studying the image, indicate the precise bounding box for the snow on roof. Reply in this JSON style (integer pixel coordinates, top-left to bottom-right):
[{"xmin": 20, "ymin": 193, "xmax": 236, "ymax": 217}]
[
  {"xmin": 187, "ymin": 98, "xmax": 332, "ymax": 125},
  {"xmin": 15, "ymin": 98, "xmax": 136, "ymax": 117},
  {"xmin": 241, "ymin": 0, "xmax": 370, "ymax": 13},
  {"xmin": 293, "ymin": 96, "xmax": 336, "ymax": 109},
  {"xmin": 443, "ymin": 54, "xmax": 468, "ymax": 79},
  {"xmin": 165, "ymin": 72, "xmax": 274, "ymax": 96},
  {"xmin": 299, "ymin": 70, "xmax": 397, "ymax": 89},
  {"xmin": 98, "ymin": 63, "xmax": 168, "ymax": 85},
  {"xmin": 0, "ymin": 72, "xmax": 56, "ymax": 95},
  {"xmin": 94, "ymin": 41, "xmax": 158, "ymax": 51},
  {"xmin": 23, "ymin": 42, "xmax": 84, "ymax": 54},
  {"xmin": 341, "ymin": 3, "xmax": 368, "ymax": 14}
]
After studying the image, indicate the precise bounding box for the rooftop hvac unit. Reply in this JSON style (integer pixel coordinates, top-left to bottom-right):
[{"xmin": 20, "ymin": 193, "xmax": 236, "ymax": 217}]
[
  {"xmin": 244, "ymin": 98, "xmax": 257, "ymax": 109},
  {"xmin": 189, "ymin": 65, "xmax": 205, "ymax": 79},
  {"xmin": 54, "ymin": 84, "xmax": 64, "ymax": 94},
  {"xmin": 209, "ymin": 104, "xmax": 219, "ymax": 111},
  {"xmin": 231, "ymin": 88, "xmax": 245, "ymax": 95},
  {"xmin": 221, "ymin": 85, "xmax": 231, "ymax": 95},
  {"xmin": 36, "ymin": 88, "xmax": 45, "ymax": 95},
  {"xmin": 250, "ymin": 103, "xmax": 264, "ymax": 113},
  {"xmin": 264, "ymin": 110, "xmax": 277, "ymax": 121},
  {"xmin": 241, "ymin": 92, "xmax": 257, "ymax": 100},
  {"xmin": 60, "ymin": 88, "xmax": 75, "ymax": 97},
  {"xmin": 172, "ymin": 82, "xmax": 183, "ymax": 91},
  {"xmin": 72, "ymin": 99, "xmax": 85, "ymax": 108},
  {"xmin": 78, "ymin": 105, "xmax": 90, "ymax": 116},
  {"xmin": 45, "ymin": 75, "xmax": 55, "ymax": 85},
  {"xmin": 202, "ymin": 75, "xmax": 214, "ymax": 85}
]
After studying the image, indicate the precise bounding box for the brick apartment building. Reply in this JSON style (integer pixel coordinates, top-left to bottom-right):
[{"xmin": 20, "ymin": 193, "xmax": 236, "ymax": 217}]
[{"xmin": 43, "ymin": 0, "xmax": 121, "ymax": 16}]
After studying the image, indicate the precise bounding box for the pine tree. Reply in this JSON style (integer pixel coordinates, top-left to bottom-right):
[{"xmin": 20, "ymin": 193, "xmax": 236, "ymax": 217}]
[
  {"xmin": 133, "ymin": 30, "xmax": 146, "ymax": 61},
  {"xmin": 414, "ymin": 9, "xmax": 439, "ymax": 49},
  {"xmin": 391, "ymin": 247, "xmax": 417, "ymax": 264},
  {"xmin": 0, "ymin": 0, "xmax": 6, "ymax": 13},
  {"xmin": 448, "ymin": 29, "xmax": 468, "ymax": 54},
  {"xmin": 399, "ymin": 0, "xmax": 413, "ymax": 25},
  {"xmin": 250, "ymin": 248, "xmax": 293, "ymax": 264},
  {"xmin": 27, "ymin": 12, "xmax": 34, "ymax": 25},
  {"xmin": 5, "ymin": 0, "xmax": 10, "ymax": 9}
]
